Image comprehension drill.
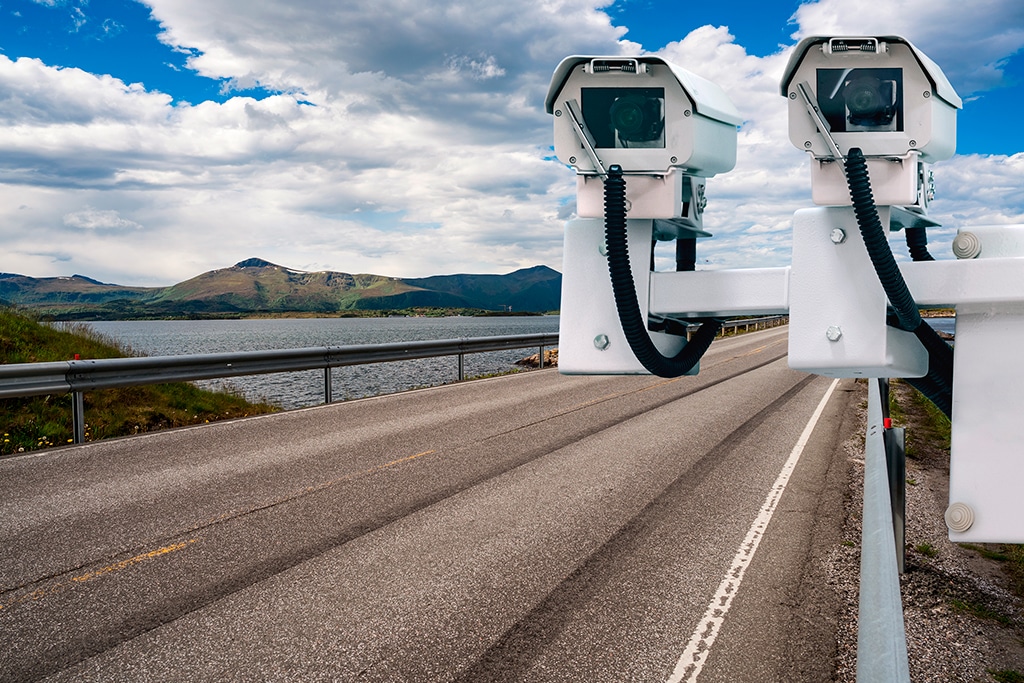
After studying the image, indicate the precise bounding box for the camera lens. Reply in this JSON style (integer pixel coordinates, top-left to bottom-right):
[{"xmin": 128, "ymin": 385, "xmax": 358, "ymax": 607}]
[
  {"xmin": 844, "ymin": 76, "xmax": 896, "ymax": 127},
  {"xmin": 609, "ymin": 94, "xmax": 664, "ymax": 142}
]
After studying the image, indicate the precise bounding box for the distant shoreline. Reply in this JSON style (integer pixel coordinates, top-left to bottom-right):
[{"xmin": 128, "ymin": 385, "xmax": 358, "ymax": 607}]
[{"xmin": 30, "ymin": 308, "xmax": 556, "ymax": 322}]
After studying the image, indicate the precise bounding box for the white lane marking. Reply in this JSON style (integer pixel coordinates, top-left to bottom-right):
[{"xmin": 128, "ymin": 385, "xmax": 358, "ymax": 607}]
[{"xmin": 666, "ymin": 378, "xmax": 841, "ymax": 683}]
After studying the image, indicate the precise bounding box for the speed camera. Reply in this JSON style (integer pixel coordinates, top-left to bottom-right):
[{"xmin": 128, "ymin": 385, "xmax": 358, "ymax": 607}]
[
  {"xmin": 546, "ymin": 56, "xmax": 741, "ymax": 220},
  {"xmin": 781, "ymin": 36, "xmax": 962, "ymax": 206}
]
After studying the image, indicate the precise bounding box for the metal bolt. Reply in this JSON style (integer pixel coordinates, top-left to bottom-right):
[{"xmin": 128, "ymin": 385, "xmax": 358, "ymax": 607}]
[
  {"xmin": 683, "ymin": 110, "xmax": 692, "ymax": 117},
  {"xmin": 670, "ymin": 156, "xmax": 678, "ymax": 164},
  {"xmin": 830, "ymin": 228, "xmax": 847, "ymax": 244},
  {"xmin": 789, "ymin": 92, "xmax": 797, "ymax": 100},
  {"xmin": 804, "ymin": 141, "xmax": 813, "ymax": 149},
  {"xmin": 909, "ymin": 139, "xmax": 917, "ymax": 147},
  {"xmin": 568, "ymin": 156, "xmax": 577, "ymax": 164},
  {"xmin": 826, "ymin": 326, "xmax": 843, "ymax": 342},
  {"xmin": 594, "ymin": 334, "xmax": 611, "ymax": 351},
  {"xmin": 554, "ymin": 109, "xmax": 562, "ymax": 117},
  {"xmin": 923, "ymin": 91, "xmax": 931, "ymax": 98}
]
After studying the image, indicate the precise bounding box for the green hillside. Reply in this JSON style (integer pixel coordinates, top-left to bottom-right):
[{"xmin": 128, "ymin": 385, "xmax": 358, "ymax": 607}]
[
  {"xmin": 0, "ymin": 308, "xmax": 277, "ymax": 455},
  {"xmin": 0, "ymin": 259, "xmax": 562, "ymax": 319},
  {"xmin": 0, "ymin": 273, "xmax": 155, "ymax": 306},
  {"xmin": 152, "ymin": 259, "xmax": 430, "ymax": 312}
]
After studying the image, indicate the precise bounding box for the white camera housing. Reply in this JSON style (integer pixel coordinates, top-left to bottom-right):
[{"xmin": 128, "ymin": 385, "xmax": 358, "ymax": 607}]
[
  {"xmin": 546, "ymin": 56, "xmax": 740, "ymax": 220},
  {"xmin": 781, "ymin": 36, "xmax": 962, "ymax": 206}
]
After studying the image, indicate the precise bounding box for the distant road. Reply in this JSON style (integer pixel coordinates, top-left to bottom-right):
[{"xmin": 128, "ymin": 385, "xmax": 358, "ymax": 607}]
[{"xmin": 0, "ymin": 327, "xmax": 860, "ymax": 682}]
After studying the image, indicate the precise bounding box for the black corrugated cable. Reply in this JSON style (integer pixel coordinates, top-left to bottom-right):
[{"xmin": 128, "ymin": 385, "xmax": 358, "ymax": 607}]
[
  {"xmin": 603, "ymin": 165, "xmax": 722, "ymax": 378},
  {"xmin": 905, "ymin": 227, "xmax": 935, "ymax": 261},
  {"xmin": 844, "ymin": 148, "xmax": 954, "ymax": 417}
]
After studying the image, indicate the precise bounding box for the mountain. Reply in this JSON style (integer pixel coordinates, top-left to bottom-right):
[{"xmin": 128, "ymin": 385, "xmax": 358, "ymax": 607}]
[
  {"xmin": 0, "ymin": 274, "xmax": 155, "ymax": 306},
  {"xmin": 404, "ymin": 265, "xmax": 563, "ymax": 312},
  {"xmin": 0, "ymin": 259, "xmax": 561, "ymax": 319}
]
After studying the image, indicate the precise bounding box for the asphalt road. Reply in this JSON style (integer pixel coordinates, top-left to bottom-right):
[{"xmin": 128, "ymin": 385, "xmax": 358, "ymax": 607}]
[{"xmin": 0, "ymin": 327, "xmax": 862, "ymax": 682}]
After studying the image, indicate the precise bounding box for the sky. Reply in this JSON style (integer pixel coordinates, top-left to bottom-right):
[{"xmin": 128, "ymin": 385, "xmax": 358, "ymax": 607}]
[{"xmin": 1, "ymin": 0, "xmax": 1023, "ymax": 286}]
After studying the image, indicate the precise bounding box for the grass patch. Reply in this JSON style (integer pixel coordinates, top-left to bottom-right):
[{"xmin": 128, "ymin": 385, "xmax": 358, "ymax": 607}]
[
  {"xmin": 890, "ymin": 379, "xmax": 1024, "ymax": 602},
  {"xmin": 950, "ymin": 598, "xmax": 1017, "ymax": 627},
  {"xmin": 1, "ymin": 307, "xmax": 277, "ymax": 455},
  {"xmin": 915, "ymin": 542, "xmax": 939, "ymax": 558},
  {"xmin": 890, "ymin": 379, "xmax": 951, "ymax": 460},
  {"xmin": 962, "ymin": 543, "xmax": 1013, "ymax": 563},
  {"xmin": 989, "ymin": 669, "xmax": 1024, "ymax": 683},
  {"xmin": 960, "ymin": 544, "xmax": 1024, "ymax": 600}
]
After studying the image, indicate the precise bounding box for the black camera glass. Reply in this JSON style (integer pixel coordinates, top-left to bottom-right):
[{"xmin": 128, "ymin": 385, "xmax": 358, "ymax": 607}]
[
  {"xmin": 581, "ymin": 87, "xmax": 666, "ymax": 148},
  {"xmin": 815, "ymin": 68, "xmax": 904, "ymax": 132}
]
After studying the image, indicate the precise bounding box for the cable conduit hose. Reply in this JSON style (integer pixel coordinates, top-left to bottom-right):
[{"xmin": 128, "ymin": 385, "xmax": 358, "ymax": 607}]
[
  {"xmin": 844, "ymin": 148, "xmax": 954, "ymax": 416},
  {"xmin": 905, "ymin": 227, "xmax": 935, "ymax": 261},
  {"xmin": 603, "ymin": 165, "xmax": 722, "ymax": 378}
]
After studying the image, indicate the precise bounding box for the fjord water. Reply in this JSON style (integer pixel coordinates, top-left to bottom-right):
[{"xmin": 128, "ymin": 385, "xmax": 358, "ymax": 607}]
[{"xmin": 87, "ymin": 316, "xmax": 559, "ymax": 409}]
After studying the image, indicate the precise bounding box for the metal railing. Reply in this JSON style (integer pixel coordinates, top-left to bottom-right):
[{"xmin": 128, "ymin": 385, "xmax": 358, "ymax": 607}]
[
  {"xmin": 0, "ymin": 333, "xmax": 559, "ymax": 444},
  {"xmin": 717, "ymin": 315, "xmax": 789, "ymax": 335},
  {"xmin": 0, "ymin": 317, "xmax": 788, "ymax": 446},
  {"xmin": 859, "ymin": 377, "xmax": 910, "ymax": 682}
]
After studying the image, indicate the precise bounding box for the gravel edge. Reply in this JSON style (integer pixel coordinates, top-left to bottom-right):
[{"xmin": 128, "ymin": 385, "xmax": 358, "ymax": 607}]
[{"xmin": 826, "ymin": 380, "xmax": 1024, "ymax": 682}]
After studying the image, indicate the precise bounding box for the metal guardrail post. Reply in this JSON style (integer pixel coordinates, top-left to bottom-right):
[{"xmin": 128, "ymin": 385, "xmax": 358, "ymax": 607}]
[
  {"xmin": 858, "ymin": 378, "xmax": 910, "ymax": 683},
  {"xmin": 72, "ymin": 391, "xmax": 85, "ymax": 444},
  {"xmin": 324, "ymin": 367, "xmax": 333, "ymax": 404},
  {"xmin": 886, "ymin": 425, "xmax": 907, "ymax": 574},
  {"xmin": 458, "ymin": 353, "xmax": 465, "ymax": 381},
  {"xmin": 538, "ymin": 345, "xmax": 545, "ymax": 369}
]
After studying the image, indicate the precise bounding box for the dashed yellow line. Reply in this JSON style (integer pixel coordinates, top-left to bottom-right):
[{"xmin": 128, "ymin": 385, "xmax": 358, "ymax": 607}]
[
  {"xmin": 2, "ymin": 448, "xmax": 439, "ymax": 611},
  {"xmin": 0, "ymin": 539, "xmax": 197, "ymax": 610},
  {"xmin": 71, "ymin": 540, "xmax": 196, "ymax": 584}
]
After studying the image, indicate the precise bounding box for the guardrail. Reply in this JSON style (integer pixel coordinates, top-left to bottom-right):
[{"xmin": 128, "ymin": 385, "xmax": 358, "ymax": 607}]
[
  {"xmin": 859, "ymin": 378, "xmax": 910, "ymax": 682},
  {"xmin": 0, "ymin": 333, "xmax": 559, "ymax": 444},
  {"xmin": 0, "ymin": 317, "xmax": 789, "ymax": 447},
  {"xmin": 717, "ymin": 315, "xmax": 789, "ymax": 335}
]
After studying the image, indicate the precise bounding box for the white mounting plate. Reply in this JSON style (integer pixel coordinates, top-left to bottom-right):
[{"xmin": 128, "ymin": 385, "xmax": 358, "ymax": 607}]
[
  {"xmin": 558, "ymin": 218, "xmax": 689, "ymax": 374},
  {"xmin": 947, "ymin": 303, "xmax": 1024, "ymax": 541},
  {"xmin": 788, "ymin": 206, "xmax": 927, "ymax": 378}
]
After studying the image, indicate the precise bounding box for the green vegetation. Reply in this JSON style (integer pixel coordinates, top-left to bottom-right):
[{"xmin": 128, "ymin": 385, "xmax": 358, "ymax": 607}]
[
  {"xmin": 989, "ymin": 669, "xmax": 1024, "ymax": 683},
  {"xmin": 889, "ymin": 378, "xmax": 951, "ymax": 459},
  {"xmin": 915, "ymin": 542, "xmax": 939, "ymax": 558},
  {"xmin": 960, "ymin": 543, "xmax": 1024, "ymax": 602},
  {"xmin": 950, "ymin": 598, "xmax": 1017, "ymax": 627},
  {"xmin": 2, "ymin": 260, "xmax": 563, "ymax": 320},
  {"xmin": 1, "ymin": 308, "xmax": 277, "ymax": 455},
  {"xmin": 891, "ymin": 378, "xmax": 1024, "ymax": 603}
]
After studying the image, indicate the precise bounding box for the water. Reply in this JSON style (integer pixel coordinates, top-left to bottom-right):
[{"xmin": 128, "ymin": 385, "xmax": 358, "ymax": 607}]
[
  {"xmin": 926, "ymin": 317, "xmax": 955, "ymax": 336},
  {"xmin": 86, "ymin": 317, "xmax": 559, "ymax": 409}
]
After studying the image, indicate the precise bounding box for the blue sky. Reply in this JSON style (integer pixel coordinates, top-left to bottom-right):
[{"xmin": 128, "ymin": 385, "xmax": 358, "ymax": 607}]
[{"xmin": 1, "ymin": 0, "xmax": 1023, "ymax": 284}]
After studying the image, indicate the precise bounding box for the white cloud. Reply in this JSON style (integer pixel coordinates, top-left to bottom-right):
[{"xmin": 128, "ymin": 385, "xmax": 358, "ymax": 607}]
[
  {"xmin": 63, "ymin": 208, "xmax": 143, "ymax": 231},
  {"xmin": 790, "ymin": 0, "xmax": 1024, "ymax": 95},
  {"xmin": 0, "ymin": 0, "xmax": 1021, "ymax": 287}
]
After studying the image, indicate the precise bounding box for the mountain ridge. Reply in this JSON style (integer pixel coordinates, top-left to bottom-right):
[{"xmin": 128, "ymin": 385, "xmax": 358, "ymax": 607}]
[{"xmin": 0, "ymin": 259, "xmax": 562, "ymax": 319}]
